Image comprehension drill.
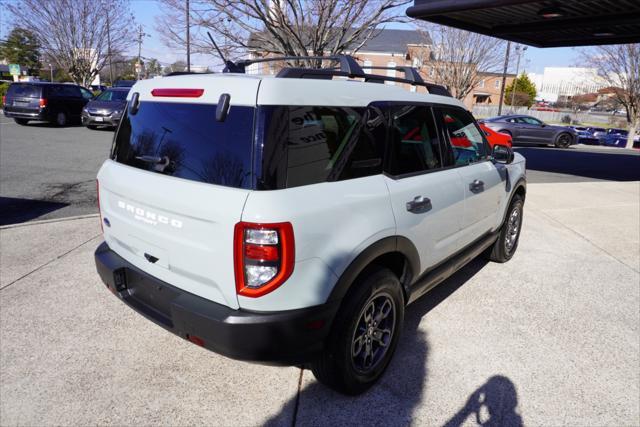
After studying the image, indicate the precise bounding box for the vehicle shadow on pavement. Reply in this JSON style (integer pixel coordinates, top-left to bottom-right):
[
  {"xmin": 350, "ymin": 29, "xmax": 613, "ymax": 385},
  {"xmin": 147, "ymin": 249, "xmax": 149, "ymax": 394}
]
[
  {"xmin": 264, "ymin": 257, "xmax": 524, "ymax": 427},
  {"xmin": 0, "ymin": 196, "xmax": 68, "ymax": 226},
  {"xmin": 516, "ymin": 147, "xmax": 640, "ymax": 182}
]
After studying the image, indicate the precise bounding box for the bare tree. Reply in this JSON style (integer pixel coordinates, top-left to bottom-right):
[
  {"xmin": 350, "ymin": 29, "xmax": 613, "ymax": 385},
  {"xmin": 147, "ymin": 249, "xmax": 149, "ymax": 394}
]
[
  {"xmin": 415, "ymin": 23, "xmax": 506, "ymax": 100},
  {"xmin": 8, "ymin": 0, "xmax": 136, "ymax": 87},
  {"xmin": 155, "ymin": 0, "xmax": 410, "ymax": 68},
  {"xmin": 581, "ymin": 44, "xmax": 640, "ymax": 149}
]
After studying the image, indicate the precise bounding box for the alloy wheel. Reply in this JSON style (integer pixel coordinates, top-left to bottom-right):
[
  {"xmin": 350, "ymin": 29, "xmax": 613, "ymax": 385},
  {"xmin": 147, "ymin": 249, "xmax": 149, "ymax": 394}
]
[{"xmin": 351, "ymin": 292, "xmax": 396, "ymax": 374}]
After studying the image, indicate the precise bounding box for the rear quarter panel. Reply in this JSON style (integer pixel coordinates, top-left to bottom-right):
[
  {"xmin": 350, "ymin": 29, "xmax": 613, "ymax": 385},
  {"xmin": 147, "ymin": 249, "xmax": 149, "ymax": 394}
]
[{"xmin": 239, "ymin": 175, "xmax": 395, "ymax": 311}]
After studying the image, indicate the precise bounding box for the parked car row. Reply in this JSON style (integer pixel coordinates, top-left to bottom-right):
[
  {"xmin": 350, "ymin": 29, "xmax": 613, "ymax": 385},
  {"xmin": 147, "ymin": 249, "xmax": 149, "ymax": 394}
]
[
  {"xmin": 568, "ymin": 126, "xmax": 639, "ymax": 148},
  {"xmin": 2, "ymin": 82, "xmax": 130, "ymax": 130}
]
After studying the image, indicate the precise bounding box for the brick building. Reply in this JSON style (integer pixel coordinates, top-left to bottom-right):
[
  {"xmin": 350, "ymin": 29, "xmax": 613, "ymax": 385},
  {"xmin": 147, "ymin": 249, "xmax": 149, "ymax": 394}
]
[{"xmin": 247, "ymin": 28, "xmax": 514, "ymax": 108}]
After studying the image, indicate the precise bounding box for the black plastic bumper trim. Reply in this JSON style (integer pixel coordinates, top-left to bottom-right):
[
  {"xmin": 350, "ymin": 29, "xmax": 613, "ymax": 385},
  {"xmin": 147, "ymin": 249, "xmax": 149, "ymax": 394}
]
[{"xmin": 94, "ymin": 242, "xmax": 339, "ymax": 365}]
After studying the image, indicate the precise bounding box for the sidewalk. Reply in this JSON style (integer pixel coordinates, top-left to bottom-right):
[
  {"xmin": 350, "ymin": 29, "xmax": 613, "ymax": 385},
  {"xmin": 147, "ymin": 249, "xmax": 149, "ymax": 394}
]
[{"xmin": 1, "ymin": 181, "xmax": 638, "ymax": 426}]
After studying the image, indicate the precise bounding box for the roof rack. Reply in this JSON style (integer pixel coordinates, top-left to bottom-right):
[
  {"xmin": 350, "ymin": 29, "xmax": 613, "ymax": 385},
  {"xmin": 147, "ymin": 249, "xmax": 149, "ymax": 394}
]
[{"xmin": 221, "ymin": 53, "xmax": 451, "ymax": 97}]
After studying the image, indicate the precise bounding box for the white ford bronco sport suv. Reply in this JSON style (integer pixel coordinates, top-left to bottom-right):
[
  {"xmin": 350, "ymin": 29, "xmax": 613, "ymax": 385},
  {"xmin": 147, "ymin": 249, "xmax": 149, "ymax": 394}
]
[{"xmin": 95, "ymin": 55, "xmax": 526, "ymax": 395}]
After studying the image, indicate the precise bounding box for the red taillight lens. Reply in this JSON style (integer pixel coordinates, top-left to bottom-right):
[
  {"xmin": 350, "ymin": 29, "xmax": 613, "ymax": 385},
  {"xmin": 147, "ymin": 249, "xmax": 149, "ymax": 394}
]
[
  {"xmin": 151, "ymin": 88, "xmax": 204, "ymax": 98},
  {"xmin": 2, "ymin": 95, "xmax": 5, "ymax": 105},
  {"xmin": 97, "ymin": 180, "xmax": 103, "ymax": 233},
  {"xmin": 39, "ymin": 98, "xmax": 47, "ymax": 108},
  {"xmin": 234, "ymin": 222, "xmax": 294, "ymax": 298}
]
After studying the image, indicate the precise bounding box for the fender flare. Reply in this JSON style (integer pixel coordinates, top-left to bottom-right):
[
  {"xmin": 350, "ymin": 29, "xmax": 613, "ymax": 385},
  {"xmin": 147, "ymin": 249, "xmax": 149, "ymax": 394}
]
[
  {"xmin": 326, "ymin": 236, "xmax": 420, "ymax": 304},
  {"xmin": 501, "ymin": 177, "xmax": 527, "ymax": 226}
]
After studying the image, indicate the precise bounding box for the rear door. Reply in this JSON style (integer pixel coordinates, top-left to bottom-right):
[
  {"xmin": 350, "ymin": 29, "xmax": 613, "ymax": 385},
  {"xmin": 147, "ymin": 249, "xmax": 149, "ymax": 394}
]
[
  {"xmin": 435, "ymin": 106, "xmax": 504, "ymax": 248},
  {"xmin": 384, "ymin": 103, "xmax": 464, "ymax": 271},
  {"xmin": 98, "ymin": 77, "xmax": 261, "ymax": 309},
  {"xmin": 4, "ymin": 83, "xmax": 42, "ymax": 114}
]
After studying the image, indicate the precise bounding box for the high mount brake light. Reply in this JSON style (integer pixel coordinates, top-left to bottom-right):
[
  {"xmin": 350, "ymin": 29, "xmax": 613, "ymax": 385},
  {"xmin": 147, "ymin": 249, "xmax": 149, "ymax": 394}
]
[
  {"xmin": 151, "ymin": 88, "xmax": 204, "ymax": 98},
  {"xmin": 234, "ymin": 222, "xmax": 294, "ymax": 298}
]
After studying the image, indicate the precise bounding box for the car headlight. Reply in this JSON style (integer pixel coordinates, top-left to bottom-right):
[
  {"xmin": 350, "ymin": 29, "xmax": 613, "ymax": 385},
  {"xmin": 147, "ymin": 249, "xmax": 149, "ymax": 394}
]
[{"xmin": 112, "ymin": 110, "xmax": 121, "ymax": 116}]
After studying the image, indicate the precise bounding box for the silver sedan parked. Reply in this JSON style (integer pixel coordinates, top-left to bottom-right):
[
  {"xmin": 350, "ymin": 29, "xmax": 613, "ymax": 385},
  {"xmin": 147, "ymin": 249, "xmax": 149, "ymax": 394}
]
[{"xmin": 482, "ymin": 115, "xmax": 577, "ymax": 148}]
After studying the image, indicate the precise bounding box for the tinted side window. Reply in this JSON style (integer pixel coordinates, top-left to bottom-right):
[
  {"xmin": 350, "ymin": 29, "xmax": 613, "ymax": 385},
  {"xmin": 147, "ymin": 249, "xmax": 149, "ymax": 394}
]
[
  {"xmin": 80, "ymin": 88, "xmax": 94, "ymax": 100},
  {"xmin": 258, "ymin": 106, "xmax": 384, "ymax": 189},
  {"xmin": 388, "ymin": 105, "xmax": 442, "ymax": 176},
  {"xmin": 63, "ymin": 86, "xmax": 82, "ymax": 97},
  {"xmin": 438, "ymin": 106, "xmax": 487, "ymax": 166}
]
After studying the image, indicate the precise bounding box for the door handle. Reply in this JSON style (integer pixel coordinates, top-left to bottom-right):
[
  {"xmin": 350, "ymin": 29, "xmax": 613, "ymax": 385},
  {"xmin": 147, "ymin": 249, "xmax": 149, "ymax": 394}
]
[
  {"xmin": 406, "ymin": 196, "xmax": 432, "ymax": 213},
  {"xmin": 469, "ymin": 179, "xmax": 484, "ymax": 193}
]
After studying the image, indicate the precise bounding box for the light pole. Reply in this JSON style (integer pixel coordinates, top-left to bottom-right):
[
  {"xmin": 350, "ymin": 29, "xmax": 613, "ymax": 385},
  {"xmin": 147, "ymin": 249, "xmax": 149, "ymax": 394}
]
[
  {"xmin": 186, "ymin": 0, "xmax": 191, "ymax": 72},
  {"xmin": 497, "ymin": 41, "xmax": 511, "ymax": 116},
  {"xmin": 510, "ymin": 45, "xmax": 528, "ymax": 111},
  {"xmin": 49, "ymin": 63, "xmax": 53, "ymax": 82}
]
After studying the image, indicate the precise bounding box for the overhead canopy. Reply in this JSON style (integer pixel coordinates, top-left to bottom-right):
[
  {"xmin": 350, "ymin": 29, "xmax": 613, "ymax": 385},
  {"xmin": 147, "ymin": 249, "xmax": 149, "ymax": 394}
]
[{"xmin": 406, "ymin": 0, "xmax": 640, "ymax": 47}]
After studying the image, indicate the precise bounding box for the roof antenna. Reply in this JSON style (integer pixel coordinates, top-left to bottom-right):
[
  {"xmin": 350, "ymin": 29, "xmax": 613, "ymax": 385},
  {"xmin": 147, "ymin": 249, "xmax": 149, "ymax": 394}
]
[{"xmin": 207, "ymin": 32, "xmax": 244, "ymax": 73}]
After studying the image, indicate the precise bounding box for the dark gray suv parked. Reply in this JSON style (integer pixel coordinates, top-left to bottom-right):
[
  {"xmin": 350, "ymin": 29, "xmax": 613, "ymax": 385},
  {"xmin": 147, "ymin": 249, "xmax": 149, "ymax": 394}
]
[
  {"xmin": 2, "ymin": 82, "xmax": 94, "ymax": 126},
  {"xmin": 482, "ymin": 115, "xmax": 576, "ymax": 148}
]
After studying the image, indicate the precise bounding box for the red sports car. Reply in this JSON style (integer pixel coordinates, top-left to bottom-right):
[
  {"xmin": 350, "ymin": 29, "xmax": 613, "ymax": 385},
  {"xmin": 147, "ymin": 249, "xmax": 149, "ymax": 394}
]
[{"xmin": 480, "ymin": 123, "xmax": 512, "ymax": 148}]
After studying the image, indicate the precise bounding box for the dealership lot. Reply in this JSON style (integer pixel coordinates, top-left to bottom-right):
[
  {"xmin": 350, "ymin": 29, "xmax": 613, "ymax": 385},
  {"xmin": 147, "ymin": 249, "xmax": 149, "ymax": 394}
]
[
  {"xmin": 0, "ymin": 121, "xmax": 638, "ymax": 425},
  {"xmin": 0, "ymin": 119, "xmax": 112, "ymax": 225}
]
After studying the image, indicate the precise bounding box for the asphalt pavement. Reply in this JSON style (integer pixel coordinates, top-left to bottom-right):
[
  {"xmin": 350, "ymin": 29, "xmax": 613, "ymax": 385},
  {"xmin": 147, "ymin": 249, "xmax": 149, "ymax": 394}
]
[
  {"xmin": 0, "ymin": 118, "xmax": 112, "ymax": 225},
  {"xmin": 1, "ymin": 179, "xmax": 638, "ymax": 426}
]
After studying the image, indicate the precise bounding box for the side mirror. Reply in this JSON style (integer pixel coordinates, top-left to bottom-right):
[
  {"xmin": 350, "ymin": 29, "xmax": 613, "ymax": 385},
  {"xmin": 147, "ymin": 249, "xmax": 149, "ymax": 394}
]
[{"xmin": 492, "ymin": 144, "xmax": 514, "ymax": 164}]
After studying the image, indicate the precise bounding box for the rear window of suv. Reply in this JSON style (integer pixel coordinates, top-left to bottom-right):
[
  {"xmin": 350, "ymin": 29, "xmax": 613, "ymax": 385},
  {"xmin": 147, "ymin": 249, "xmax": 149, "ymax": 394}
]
[
  {"xmin": 113, "ymin": 102, "xmax": 255, "ymax": 189},
  {"xmin": 7, "ymin": 84, "xmax": 41, "ymax": 98}
]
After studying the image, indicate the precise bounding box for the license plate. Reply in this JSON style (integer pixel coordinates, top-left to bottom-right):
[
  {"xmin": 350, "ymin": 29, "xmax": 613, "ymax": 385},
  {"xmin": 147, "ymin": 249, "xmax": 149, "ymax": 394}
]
[
  {"xmin": 14, "ymin": 101, "xmax": 29, "ymax": 107},
  {"xmin": 94, "ymin": 117, "xmax": 104, "ymax": 122}
]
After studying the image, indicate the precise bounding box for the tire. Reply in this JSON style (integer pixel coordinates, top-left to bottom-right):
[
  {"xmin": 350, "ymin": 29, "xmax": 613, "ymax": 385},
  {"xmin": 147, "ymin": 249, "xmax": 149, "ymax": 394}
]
[
  {"xmin": 554, "ymin": 132, "xmax": 572, "ymax": 148},
  {"xmin": 14, "ymin": 118, "xmax": 29, "ymax": 125},
  {"xmin": 311, "ymin": 267, "xmax": 404, "ymax": 395},
  {"xmin": 55, "ymin": 112, "xmax": 67, "ymax": 127},
  {"xmin": 486, "ymin": 194, "xmax": 524, "ymax": 263}
]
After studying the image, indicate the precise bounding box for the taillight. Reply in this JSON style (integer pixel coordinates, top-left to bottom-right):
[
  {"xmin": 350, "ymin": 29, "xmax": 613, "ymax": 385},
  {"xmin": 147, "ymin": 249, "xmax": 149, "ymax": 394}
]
[
  {"xmin": 234, "ymin": 222, "xmax": 294, "ymax": 298},
  {"xmin": 1, "ymin": 95, "xmax": 5, "ymax": 105},
  {"xmin": 39, "ymin": 98, "xmax": 47, "ymax": 108},
  {"xmin": 97, "ymin": 180, "xmax": 103, "ymax": 233}
]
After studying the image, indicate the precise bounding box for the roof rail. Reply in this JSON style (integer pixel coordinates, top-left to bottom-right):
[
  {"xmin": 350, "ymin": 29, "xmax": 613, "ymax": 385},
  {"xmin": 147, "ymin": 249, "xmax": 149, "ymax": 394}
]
[
  {"xmin": 165, "ymin": 71, "xmax": 214, "ymax": 76},
  {"xmin": 236, "ymin": 55, "xmax": 364, "ymax": 77},
  {"xmin": 364, "ymin": 66, "xmax": 425, "ymax": 84},
  {"xmin": 225, "ymin": 53, "xmax": 451, "ymax": 97}
]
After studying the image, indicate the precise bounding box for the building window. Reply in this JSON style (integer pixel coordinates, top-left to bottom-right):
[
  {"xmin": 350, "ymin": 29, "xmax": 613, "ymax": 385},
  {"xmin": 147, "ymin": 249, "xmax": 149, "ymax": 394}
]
[
  {"xmin": 386, "ymin": 61, "xmax": 396, "ymax": 85},
  {"xmin": 495, "ymin": 80, "xmax": 500, "ymax": 89},
  {"xmin": 479, "ymin": 79, "xmax": 485, "ymax": 88}
]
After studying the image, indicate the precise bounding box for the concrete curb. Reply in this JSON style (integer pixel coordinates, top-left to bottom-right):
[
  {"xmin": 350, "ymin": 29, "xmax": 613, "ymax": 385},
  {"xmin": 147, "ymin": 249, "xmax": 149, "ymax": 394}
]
[{"xmin": 0, "ymin": 213, "xmax": 100, "ymax": 230}]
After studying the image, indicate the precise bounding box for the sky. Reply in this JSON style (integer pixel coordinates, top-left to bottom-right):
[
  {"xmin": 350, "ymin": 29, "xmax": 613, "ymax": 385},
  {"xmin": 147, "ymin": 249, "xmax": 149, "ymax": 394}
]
[{"xmin": 1, "ymin": 0, "xmax": 582, "ymax": 73}]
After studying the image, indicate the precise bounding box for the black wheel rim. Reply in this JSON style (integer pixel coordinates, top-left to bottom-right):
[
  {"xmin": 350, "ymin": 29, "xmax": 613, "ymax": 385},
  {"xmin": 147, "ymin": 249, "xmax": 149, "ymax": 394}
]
[
  {"xmin": 504, "ymin": 204, "xmax": 522, "ymax": 253},
  {"xmin": 351, "ymin": 292, "xmax": 396, "ymax": 374},
  {"xmin": 557, "ymin": 134, "xmax": 571, "ymax": 147}
]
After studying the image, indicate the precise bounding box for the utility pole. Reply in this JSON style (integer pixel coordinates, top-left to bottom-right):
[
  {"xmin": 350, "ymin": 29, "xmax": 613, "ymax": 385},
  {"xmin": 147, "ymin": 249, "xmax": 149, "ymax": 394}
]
[
  {"xmin": 186, "ymin": 0, "xmax": 191, "ymax": 72},
  {"xmin": 497, "ymin": 41, "xmax": 511, "ymax": 116},
  {"xmin": 49, "ymin": 63, "xmax": 53, "ymax": 82},
  {"xmin": 107, "ymin": 11, "xmax": 113, "ymax": 86},
  {"xmin": 136, "ymin": 24, "xmax": 146, "ymax": 80},
  {"xmin": 510, "ymin": 45, "xmax": 527, "ymax": 111}
]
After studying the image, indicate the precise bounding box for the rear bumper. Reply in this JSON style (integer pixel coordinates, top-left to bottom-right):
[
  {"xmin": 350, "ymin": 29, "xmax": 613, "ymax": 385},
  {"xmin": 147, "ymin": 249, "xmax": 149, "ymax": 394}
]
[
  {"xmin": 94, "ymin": 242, "xmax": 339, "ymax": 365},
  {"xmin": 3, "ymin": 109, "xmax": 46, "ymax": 120}
]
